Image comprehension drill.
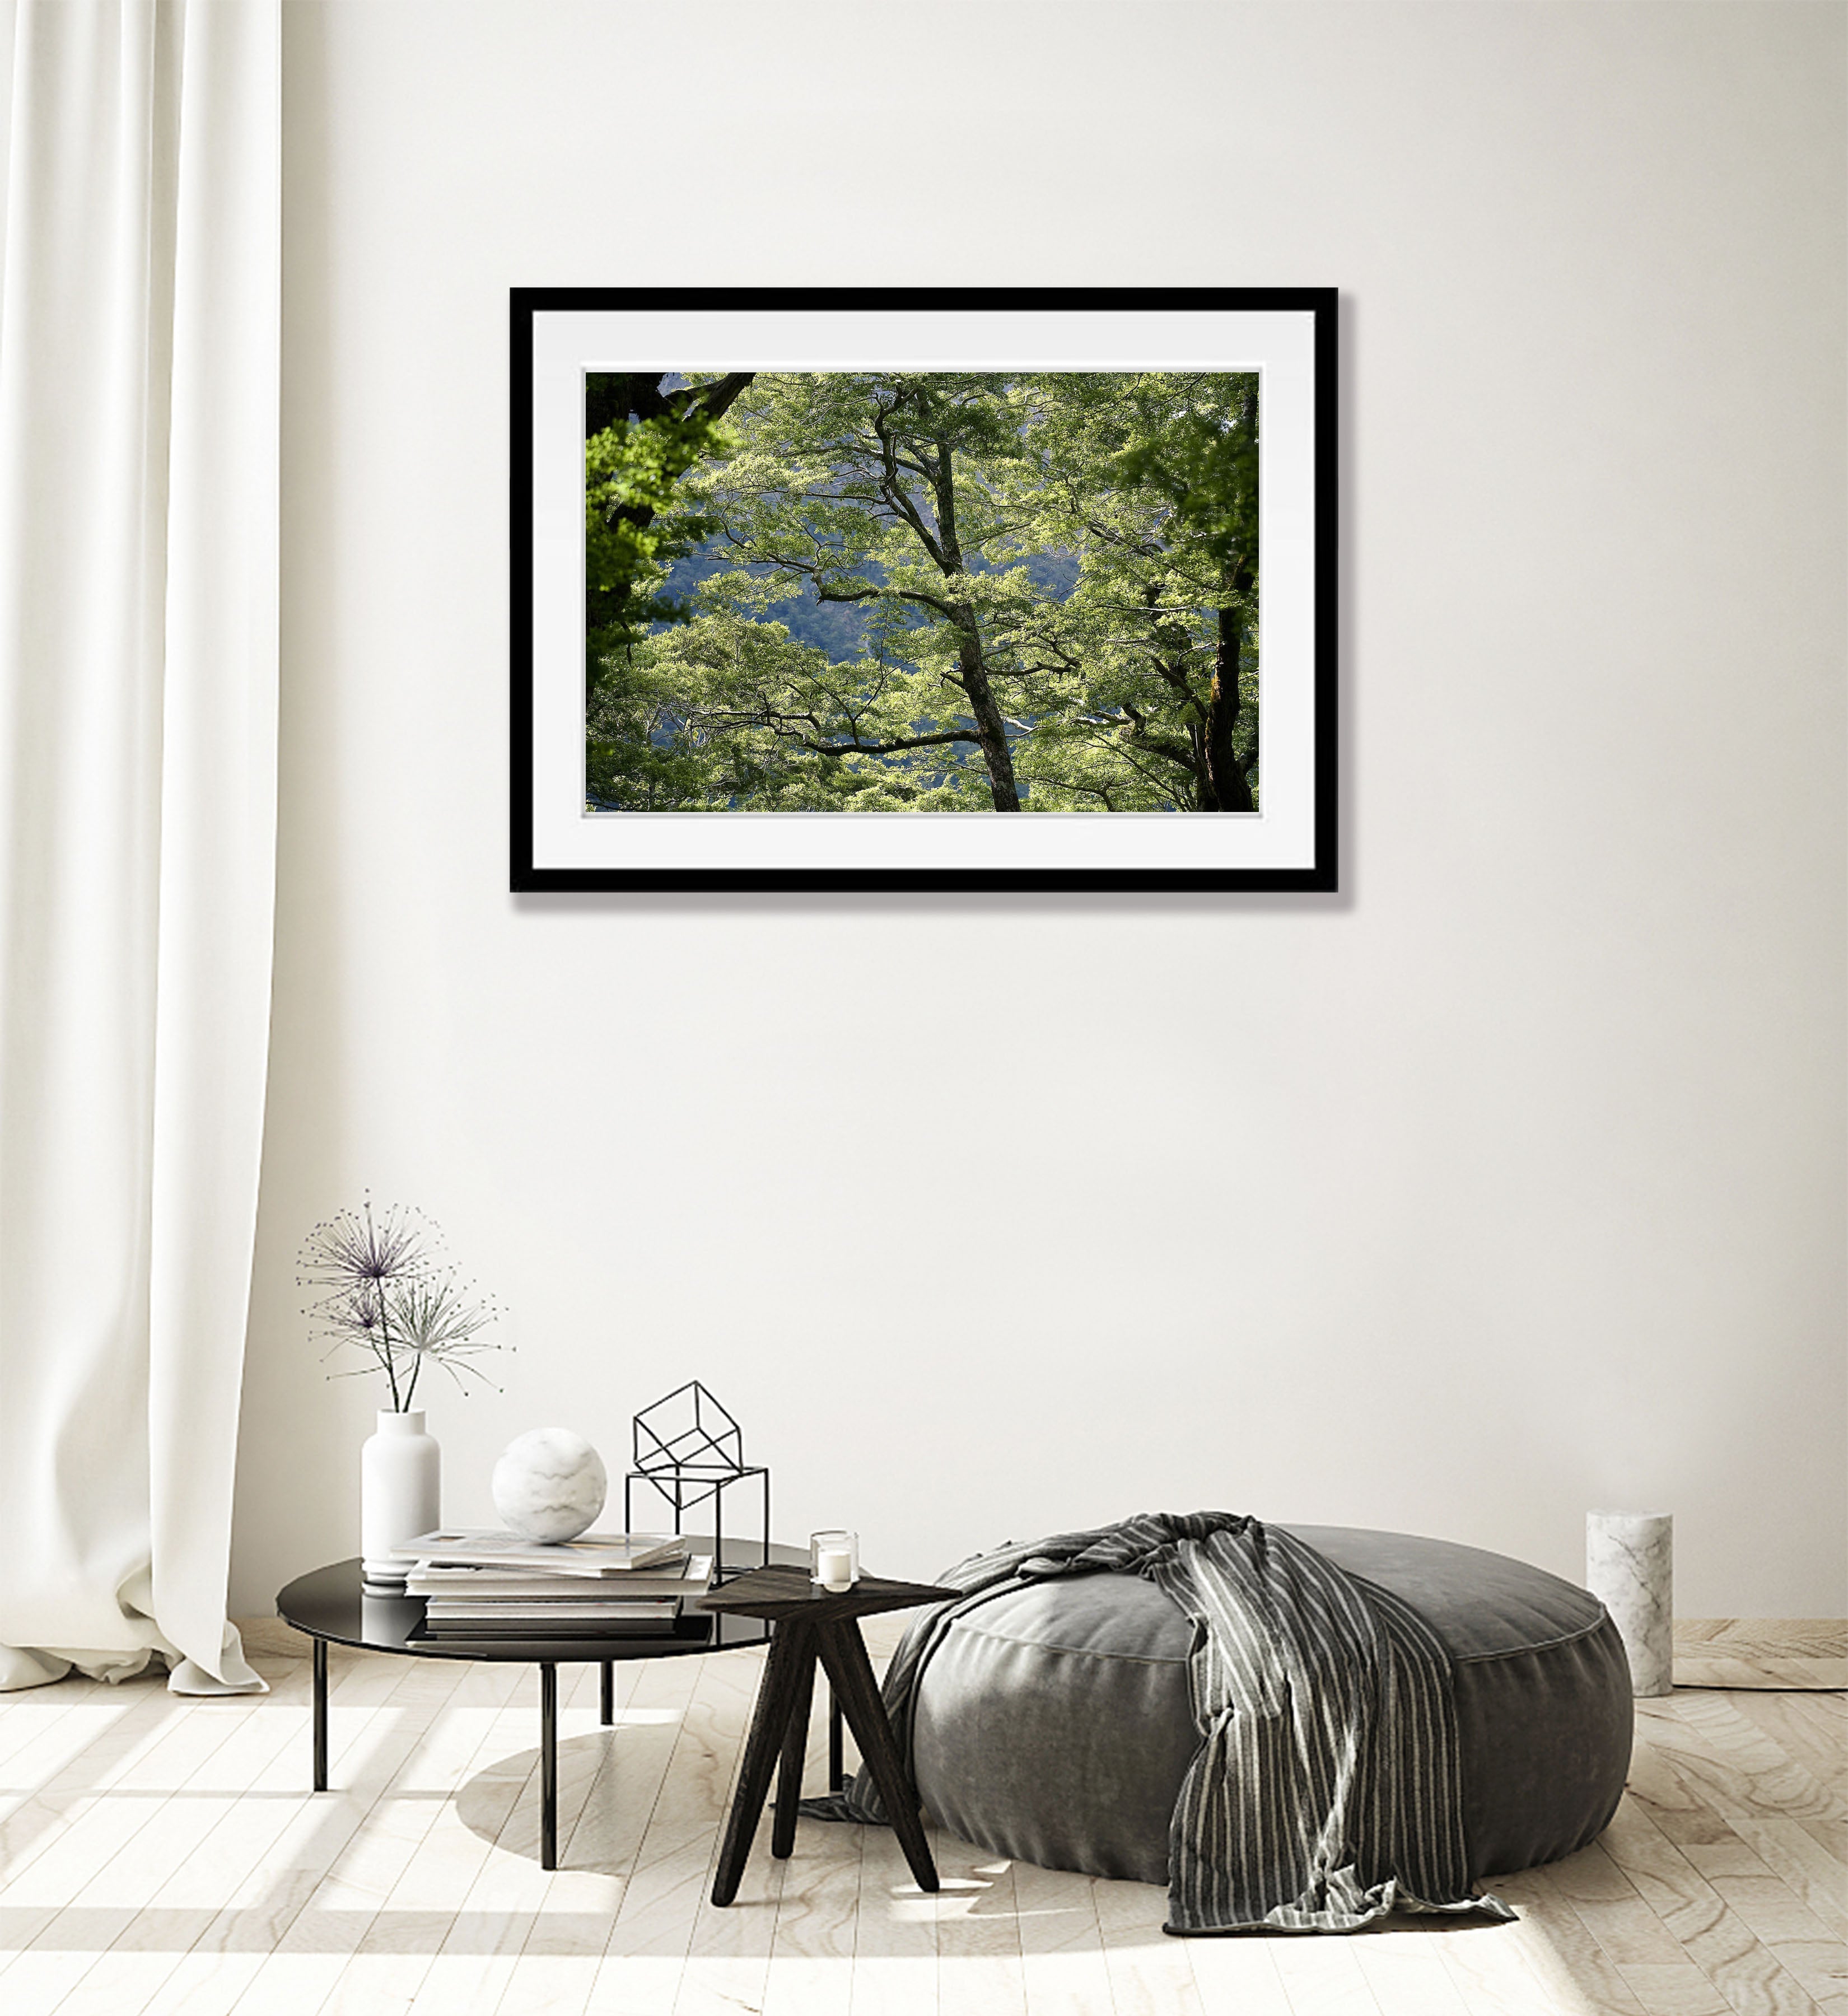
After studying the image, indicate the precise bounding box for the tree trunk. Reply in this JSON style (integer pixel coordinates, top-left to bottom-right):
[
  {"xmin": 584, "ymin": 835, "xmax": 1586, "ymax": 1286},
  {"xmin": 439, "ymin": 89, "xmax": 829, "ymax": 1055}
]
[
  {"xmin": 923, "ymin": 433, "xmax": 1020, "ymax": 812},
  {"xmin": 1204, "ymin": 605, "xmax": 1254, "ymax": 813},
  {"xmin": 952, "ymin": 609, "xmax": 1022, "ymax": 811},
  {"xmin": 1188, "ymin": 720, "xmax": 1215, "ymax": 811}
]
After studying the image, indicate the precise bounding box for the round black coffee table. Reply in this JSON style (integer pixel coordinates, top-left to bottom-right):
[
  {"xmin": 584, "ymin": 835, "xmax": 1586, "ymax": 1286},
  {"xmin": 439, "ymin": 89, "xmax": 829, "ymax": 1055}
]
[{"xmin": 278, "ymin": 1539, "xmax": 809, "ymax": 1869}]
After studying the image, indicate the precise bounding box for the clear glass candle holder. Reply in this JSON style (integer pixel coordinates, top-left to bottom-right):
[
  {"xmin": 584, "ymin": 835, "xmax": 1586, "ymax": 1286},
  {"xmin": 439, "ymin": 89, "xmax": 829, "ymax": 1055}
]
[{"xmin": 809, "ymin": 1529, "xmax": 859, "ymax": 1591}]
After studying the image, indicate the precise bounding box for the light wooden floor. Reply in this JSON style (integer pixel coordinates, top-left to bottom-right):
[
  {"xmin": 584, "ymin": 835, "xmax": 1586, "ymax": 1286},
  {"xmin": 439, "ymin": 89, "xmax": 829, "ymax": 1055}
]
[{"xmin": 0, "ymin": 1618, "xmax": 1837, "ymax": 2016}]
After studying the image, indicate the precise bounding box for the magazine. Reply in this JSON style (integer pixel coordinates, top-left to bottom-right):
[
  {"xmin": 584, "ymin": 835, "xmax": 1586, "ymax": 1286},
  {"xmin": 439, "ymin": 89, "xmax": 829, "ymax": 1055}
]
[
  {"xmin": 422, "ymin": 1597, "xmax": 680, "ymax": 1623},
  {"xmin": 401, "ymin": 1529, "xmax": 689, "ymax": 1574},
  {"xmin": 405, "ymin": 1557, "xmax": 714, "ymax": 1599},
  {"xmin": 415, "ymin": 1601, "xmax": 687, "ymax": 1640}
]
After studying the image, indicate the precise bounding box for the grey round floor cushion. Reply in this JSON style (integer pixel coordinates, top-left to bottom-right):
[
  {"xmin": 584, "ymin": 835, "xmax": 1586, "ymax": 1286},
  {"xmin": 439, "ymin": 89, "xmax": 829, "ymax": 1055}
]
[{"xmin": 910, "ymin": 1525, "xmax": 1633, "ymax": 1884}]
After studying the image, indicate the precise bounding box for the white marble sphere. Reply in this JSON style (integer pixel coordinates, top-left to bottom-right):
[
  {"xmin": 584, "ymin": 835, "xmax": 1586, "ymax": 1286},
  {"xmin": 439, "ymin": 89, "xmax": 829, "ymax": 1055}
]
[{"xmin": 492, "ymin": 1429, "xmax": 608, "ymax": 1543}]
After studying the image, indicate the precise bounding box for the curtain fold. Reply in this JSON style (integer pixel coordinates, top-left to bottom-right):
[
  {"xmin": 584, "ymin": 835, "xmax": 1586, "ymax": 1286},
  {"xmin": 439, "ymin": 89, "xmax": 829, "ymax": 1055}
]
[{"xmin": 0, "ymin": 0, "xmax": 279, "ymax": 1694}]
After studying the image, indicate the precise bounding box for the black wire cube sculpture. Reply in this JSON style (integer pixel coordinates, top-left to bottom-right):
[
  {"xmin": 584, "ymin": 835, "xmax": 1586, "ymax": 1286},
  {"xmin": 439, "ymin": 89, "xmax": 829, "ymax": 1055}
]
[{"xmin": 624, "ymin": 1380, "xmax": 768, "ymax": 1584}]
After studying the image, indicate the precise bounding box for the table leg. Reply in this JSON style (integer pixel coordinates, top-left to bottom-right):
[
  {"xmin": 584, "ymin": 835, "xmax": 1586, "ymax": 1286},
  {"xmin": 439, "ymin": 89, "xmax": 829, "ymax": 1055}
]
[
  {"xmin": 600, "ymin": 1661, "xmax": 614, "ymax": 1728},
  {"xmin": 540, "ymin": 1663, "xmax": 558, "ymax": 1872},
  {"xmin": 829, "ymin": 1686, "xmax": 844, "ymax": 1791},
  {"xmin": 312, "ymin": 1639, "xmax": 328, "ymax": 1793},
  {"xmin": 815, "ymin": 1624, "xmax": 938, "ymax": 1894},
  {"xmin": 771, "ymin": 1632, "xmax": 816, "ymax": 1860},
  {"xmin": 711, "ymin": 1620, "xmax": 813, "ymax": 1906}
]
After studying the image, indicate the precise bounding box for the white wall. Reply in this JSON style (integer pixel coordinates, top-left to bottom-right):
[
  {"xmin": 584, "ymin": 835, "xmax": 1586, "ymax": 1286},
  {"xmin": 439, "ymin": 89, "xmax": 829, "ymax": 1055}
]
[{"xmin": 230, "ymin": 1, "xmax": 1847, "ymax": 1620}]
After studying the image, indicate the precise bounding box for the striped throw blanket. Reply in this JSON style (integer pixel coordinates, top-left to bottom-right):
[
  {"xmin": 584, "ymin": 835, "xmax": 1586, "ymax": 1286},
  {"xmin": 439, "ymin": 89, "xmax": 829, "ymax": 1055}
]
[{"xmin": 804, "ymin": 1510, "xmax": 1515, "ymax": 1935}]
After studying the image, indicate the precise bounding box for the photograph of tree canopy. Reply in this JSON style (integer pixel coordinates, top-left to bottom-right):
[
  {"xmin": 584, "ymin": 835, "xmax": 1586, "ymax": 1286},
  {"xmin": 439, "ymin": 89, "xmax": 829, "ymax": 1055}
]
[{"xmin": 584, "ymin": 370, "xmax": 1259, "ymax": 816}]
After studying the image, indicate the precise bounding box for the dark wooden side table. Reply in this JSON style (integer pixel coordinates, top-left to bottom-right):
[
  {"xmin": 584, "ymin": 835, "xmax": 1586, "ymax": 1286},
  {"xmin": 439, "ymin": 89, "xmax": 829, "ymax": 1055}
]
[{"xmin": 697, "ymin": 1565, "xmax": 958, "ymax": 1907}]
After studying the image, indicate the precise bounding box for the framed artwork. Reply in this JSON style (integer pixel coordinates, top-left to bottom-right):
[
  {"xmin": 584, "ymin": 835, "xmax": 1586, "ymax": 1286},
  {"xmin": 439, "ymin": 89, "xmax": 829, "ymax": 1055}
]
[{"xmin": 510, "ymin": 287, "xmax": 1337, "ymax": 892}]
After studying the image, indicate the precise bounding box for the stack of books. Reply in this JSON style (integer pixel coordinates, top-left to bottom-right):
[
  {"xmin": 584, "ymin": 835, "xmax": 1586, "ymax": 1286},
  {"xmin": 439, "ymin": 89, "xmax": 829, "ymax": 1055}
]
[{"xmin": 402, "ymin": 1529, "xmax": 714, "ymax": 1640}]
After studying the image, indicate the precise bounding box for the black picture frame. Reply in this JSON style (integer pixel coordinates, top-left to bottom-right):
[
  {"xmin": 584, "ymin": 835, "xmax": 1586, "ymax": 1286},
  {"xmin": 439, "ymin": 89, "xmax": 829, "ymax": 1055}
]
[{"xmin": 511, "ymin": 287, "xmax": 1337, "ymax": 893}]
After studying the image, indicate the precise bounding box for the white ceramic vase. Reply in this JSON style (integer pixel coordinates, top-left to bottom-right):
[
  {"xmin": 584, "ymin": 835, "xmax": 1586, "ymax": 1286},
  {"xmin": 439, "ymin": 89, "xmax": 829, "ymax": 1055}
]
[{"xmin": 361, "ymin": 1409, "xmax": 441, "ymax": 1588}]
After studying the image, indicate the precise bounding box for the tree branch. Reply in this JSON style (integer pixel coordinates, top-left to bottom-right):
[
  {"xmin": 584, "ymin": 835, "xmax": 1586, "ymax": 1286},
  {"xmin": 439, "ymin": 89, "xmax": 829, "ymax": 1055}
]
[
  {"xmin": 814, "ymin": 582, "xmax": 958, "ymax": 619},
  {"xmin": 666, "ymin": 371, "xmax": 757, "ymax": 424},
  {"xmin": 1080, "ymin": 709, "xmax": 1198, "ymax": 774},
  {"xmin": 793, "ymin": 727, "xmax": 981, "ymax": 757},
  {"xmin": 872, "ymin": 396, "xmax": 949, "ymax": 568}
]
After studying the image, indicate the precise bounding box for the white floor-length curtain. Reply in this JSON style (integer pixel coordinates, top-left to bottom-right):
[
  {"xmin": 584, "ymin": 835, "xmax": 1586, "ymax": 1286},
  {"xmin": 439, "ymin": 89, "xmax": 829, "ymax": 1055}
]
[{"xmin": 0, "ymin": 0, "xmax": 279, "ymax": 1693}]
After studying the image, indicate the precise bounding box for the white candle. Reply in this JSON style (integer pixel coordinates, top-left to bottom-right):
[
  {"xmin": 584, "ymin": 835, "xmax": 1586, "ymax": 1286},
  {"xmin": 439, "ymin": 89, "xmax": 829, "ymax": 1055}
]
[{"xmin": 818, "ymin": 1547, "xmax": 853, "ymax": 1591}]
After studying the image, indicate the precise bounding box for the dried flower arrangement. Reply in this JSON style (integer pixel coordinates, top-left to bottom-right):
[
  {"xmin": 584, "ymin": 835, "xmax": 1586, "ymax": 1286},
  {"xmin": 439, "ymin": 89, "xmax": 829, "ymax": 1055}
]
[{"xmin": 297, "ymin": 1197, "xmax": 507, "ymax": 1411}]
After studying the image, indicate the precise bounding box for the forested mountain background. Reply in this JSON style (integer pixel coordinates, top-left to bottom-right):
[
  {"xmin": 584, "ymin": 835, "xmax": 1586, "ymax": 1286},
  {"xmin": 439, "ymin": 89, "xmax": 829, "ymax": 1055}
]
[{"xmin": 583, "ymin": 370, "xmax": 1258, "ymax": 814}]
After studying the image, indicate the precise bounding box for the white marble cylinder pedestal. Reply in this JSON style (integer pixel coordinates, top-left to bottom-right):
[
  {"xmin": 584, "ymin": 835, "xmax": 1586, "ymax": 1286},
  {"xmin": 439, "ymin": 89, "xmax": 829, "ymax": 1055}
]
[{"xmin": 1586, "ymin": 1510, "xmax": 1673, "ymax": 1698}]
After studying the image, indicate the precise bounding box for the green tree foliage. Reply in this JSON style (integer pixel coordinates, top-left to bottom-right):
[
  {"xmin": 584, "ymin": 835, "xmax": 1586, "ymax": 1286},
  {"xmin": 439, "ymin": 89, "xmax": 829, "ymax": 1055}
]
[
  {"xmin": 1018, "ymin": 372, "xmax": 1260, "ymax": 811},
  {"xmin": 583, "ymin": 370, "xmax": 1258, "ymax": 813},
  {"xmin": 584, "ymin": 371, "xmax": 755, "ymax": 666}
]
